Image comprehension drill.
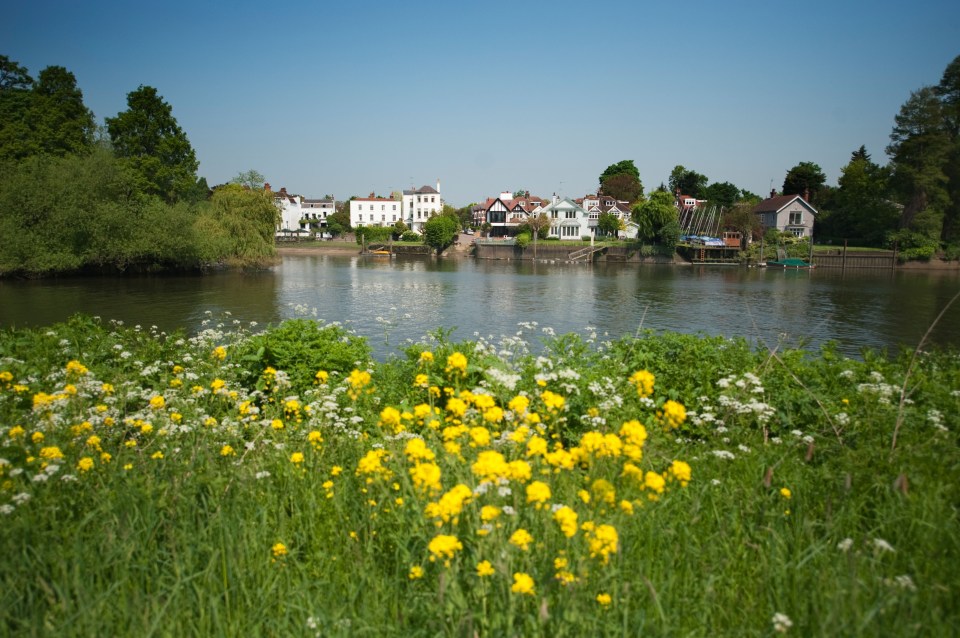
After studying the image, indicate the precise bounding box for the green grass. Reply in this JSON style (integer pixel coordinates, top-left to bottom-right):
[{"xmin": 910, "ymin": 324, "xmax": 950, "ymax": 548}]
[{"xmin": 0, "ymin": 316, "xmax": 957, "ymax": 636}]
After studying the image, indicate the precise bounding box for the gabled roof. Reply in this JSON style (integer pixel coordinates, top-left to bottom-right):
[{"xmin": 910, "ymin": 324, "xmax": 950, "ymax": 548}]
[{"xmin": 752, "ymin": 194, "xmax": 819, "ymax": 215}]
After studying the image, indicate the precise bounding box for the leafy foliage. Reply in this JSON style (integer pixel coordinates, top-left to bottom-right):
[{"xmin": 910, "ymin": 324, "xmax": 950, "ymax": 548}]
[
  {"xmin": 232, "ymin": 319, "xmax": 372, "ymax": 393},
  {"xmin": 423, "ymin": 214, "xmax": 459, "ymax": 254},
  {"xmin": 106, "ymin": 85, "xmax": 200, "ymax": 203}
]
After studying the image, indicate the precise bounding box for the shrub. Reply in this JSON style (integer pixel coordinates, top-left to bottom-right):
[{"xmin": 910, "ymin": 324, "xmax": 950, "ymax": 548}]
[
  {"xmin": 515, "ymin": 232, "xmax": 531, "ymax": 249},
  {"xmin": 232, "ymin": 319, "xmax": 372, "ymax": 393},
  {"xmin": 401, "ymin": 231, "xmax": 422, "ymax": 242}
]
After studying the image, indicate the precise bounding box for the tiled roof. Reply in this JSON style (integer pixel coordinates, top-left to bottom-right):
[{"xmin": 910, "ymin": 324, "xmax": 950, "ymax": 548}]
[{"xmin": 753, "ymin": 195, "xmax": 810, "ymax": 214}]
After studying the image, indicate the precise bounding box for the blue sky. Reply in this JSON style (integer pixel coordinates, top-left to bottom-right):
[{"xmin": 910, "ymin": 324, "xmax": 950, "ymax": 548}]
[{"xmin": 4, "ymin": 0, "xmax": 959, "ymax": 206}]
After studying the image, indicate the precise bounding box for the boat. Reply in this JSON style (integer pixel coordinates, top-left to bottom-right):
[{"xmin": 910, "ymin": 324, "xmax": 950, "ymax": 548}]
[{"xmin": 765, "ymin": 258, "xmax": 815, "ymax": 269}]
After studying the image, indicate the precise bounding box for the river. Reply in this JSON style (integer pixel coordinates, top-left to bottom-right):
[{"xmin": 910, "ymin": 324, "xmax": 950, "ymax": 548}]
[{"xmin": 1, "ymin": 254, "xmax": 958, "ymax": 358}]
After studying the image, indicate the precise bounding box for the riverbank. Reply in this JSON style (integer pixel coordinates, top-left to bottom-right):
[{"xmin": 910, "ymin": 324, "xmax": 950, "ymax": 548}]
[{"xmin": 1, "ymin": 317, "xmax": 957, "ymax": 636}]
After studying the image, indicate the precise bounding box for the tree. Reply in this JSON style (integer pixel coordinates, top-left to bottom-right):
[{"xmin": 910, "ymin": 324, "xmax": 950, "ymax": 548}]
[
  {"xmin": 598, "ymin": 160, "xmax": 643, "ymax": 202},
  {"xmin": 0, "ymin": 55, "xmax": 32, "ymax": 91},
  {"xmin": 600, "ymin": 172, "xmax": 643, "ymax": 203},
  {"xmin": 30, "ymin": 66, "xmax": 95, "ymax": 156},
  {"xmin": 326, "ymin": 209, "xmax": 351, "ymax": 237},
  {"xmin": 668, "ymin": 165, "xmax": 708, "ymax": 199},
  {"xmin": 423, "ymin": 214, "xmax": 458, "ymax": 254},
  {"xmin": 702, "ymin": 181, "xmax": 740, "ymax": 209},
  {"xmin": 886, "ymin": 86, "xmax": 950, "ymax": 234},
  {"xmin": 935, "ymin": 54, "xmax": 960, "ymax": 243},
  {"xmin": 231, "ymin": 169, "xmax": 265, "ymax": 190},
  {"xmin": 106, "ymin": 85, "xmax": 200, "ymax": 203},
  {"xmin": 782, "ymin": 161, "xmax": 827, "ymax": 205},
  {"xmin": 632, "ymin": 190, "xmax": 679, "ymax": 248},
  {"xmin": 599, "ymin": 160, "xmax": 639, "ymax": 183},
  {"xmin": 818, "ymin": 148, "xmax": 898, "ymax": 245},
  {"xmin": 722, "ymin": 203, "xmax": 762, "ymax": 242},
  {"xmin": 0, "ymin": 59, "xmax": 94, "ymax": 160},
  {"xmin": 597, "ymin": 212, "xmax": 621, "ymax": 238}
]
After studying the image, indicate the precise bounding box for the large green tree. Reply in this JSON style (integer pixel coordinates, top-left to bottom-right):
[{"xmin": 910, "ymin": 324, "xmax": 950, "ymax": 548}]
[
  {"xmin": 106, "ymin": 85, "xmax": 200, "ymax": 203},
  {"xmin": 935, "ymin": 54, "xmax": 960, "ymax": 244},
  {"xmin": 632, "ymin": 190, "xmax": 680, "ymax": 247},
  {"xmin": 668, "ymin": 165, "xmax": 708, "ymax": 199},
  {"xmin": 782, "ymin": 161, "xmax": 826, "ymax": 205},
  {"xmin": 599, "ymin": 160, "xmax": 643, "ymax": 202},
  {"xmin": 29, "ymin": 66, "xmax": 95, "ymax": 156},
  {"xmin": 886, "ymin": 86, "xmax": 950, "ymax": 237},
  {"xmin": 423, "ymin": 214, "xmax": 458, "ymax": 254},
  {"xmin": 703, "ymin": 181, "xmax": 740, "ymax": 209},
  {"xmin": 818, "ymin": 147, "xmax": 898, "ymax": 245},
  {"xmin": 0, "ymin": 58, "xmax": 94, "ymax": 160}
]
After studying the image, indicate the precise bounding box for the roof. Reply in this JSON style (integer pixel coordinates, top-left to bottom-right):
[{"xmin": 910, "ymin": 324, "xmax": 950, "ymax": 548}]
[
  {"xmin": 752, "ymin": 195, "xmax": 819, "ymax": 215},
  {"xmin": 353, "ymin": 197, "xmax": 396, "ymax": 203},
  {"xmin": 404, "ymin": 185, "xmax": 439, "ymax": 195}
]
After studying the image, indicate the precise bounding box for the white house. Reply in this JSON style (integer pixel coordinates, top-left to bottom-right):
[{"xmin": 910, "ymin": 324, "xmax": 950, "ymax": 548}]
[
  {"xmin": 350, "ymin": 195, "xmax": 401, "ymax": 228},
  {"xmin": 403, "ymin": 181, "xmax": 443, "ymax": 233},
  {"xmin": 539, "ymin": 197, "xmax": 590, "ymax": 239},
  {"xmin": 301, "ymin": 197, "xmax": 336, "ymax": 232},
  {"xmin": 752, "ymin": 193, "xmax": 818, "ymax": 238},
  {"xmin": 270, "ymin": 186, "xmax": 306, "ymax": 236}
]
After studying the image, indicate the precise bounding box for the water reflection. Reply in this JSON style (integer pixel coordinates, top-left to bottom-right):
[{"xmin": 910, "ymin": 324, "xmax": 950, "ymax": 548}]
[{"xmin": 1, "ymin": 255, "xmax": 957, "ymax": 358}]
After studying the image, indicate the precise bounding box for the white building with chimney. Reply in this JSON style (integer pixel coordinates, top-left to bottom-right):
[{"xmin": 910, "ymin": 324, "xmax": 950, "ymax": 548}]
[
  {"xmin": 350, "ymin": 195, "xmax": 402, "ymax": 228},
  {"xmin": 403, "ymin": 180, "xmax": 443, "ymax": 233}
]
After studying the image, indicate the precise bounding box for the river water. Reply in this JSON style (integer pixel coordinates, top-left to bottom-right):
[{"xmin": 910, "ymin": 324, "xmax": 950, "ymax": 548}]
[{"xmin": 1, "ymin": 254, "xmax": 958, "ymax": 358}]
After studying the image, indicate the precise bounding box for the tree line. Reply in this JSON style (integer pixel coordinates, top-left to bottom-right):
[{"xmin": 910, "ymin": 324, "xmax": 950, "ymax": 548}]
[{"xmin": 0, "ymin": 55, "xmax": 277, "ymax": 276}]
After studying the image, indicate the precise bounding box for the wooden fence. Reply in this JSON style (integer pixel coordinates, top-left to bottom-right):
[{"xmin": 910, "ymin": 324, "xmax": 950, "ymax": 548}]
[{"xmin": 812, "ymin": 250, "xmax": 897, "ymax": 270}]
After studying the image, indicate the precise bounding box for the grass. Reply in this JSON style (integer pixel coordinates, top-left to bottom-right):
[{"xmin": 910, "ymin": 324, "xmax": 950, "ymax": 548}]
[{"xmin": 0, "ymin": 316, "xmax": 957, "ymax": 636}]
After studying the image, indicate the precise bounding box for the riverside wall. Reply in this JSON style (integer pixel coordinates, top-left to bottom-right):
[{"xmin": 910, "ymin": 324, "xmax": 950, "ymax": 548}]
[{"xmin": 473, "ymin": 243, "xmax": 676, "ymax": 264}]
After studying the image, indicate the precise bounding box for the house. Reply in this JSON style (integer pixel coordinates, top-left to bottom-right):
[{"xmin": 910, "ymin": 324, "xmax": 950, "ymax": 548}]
[
  {"xmin": 539, "ymin": 196, "xmax": 590, "ymax": 239},
  {"xmin": 350, "ymin": 194, "xmax": 402, "ymax": 228},
  {"xmin": 482, "ymin": 191, "xmax": 548, "ymax": 236},
  {"xmin": 752, "ymin": 191, "xmax": 818, "ymax": 238},
  {"xmin": 579, "ymin": 193, "xmax": 633, "ymax": 236},
  {"xmin": 403, "ymin": 181, "xmax": 443, "ymax": 233},
  {"xmin": 268, "ymin": 185, "xmax": 307, "ymax": 236},
  {"xmin": 300, "ymin": 197, "xmax": 336, "ymax": 232}
]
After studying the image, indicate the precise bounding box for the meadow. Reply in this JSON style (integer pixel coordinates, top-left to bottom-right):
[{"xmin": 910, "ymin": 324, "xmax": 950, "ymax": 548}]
[{"xmin": 0, "ymin": 314, "xmax": 957, "ymax": 636}]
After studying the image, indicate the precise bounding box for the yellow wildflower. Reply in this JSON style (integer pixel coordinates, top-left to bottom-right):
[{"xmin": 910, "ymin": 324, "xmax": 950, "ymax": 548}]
[
  {"xmin": 629, "ymin": 369, "xmax": 655, "ymax": 398},
  {"xmin": 220, "ymin": 445, "xmax": 235, "ymax": 457},
  {"xmin": 149, "ymin": 395, "xmax": 165, "ymax": 410},
  {"xmin": 427, "ymin": 534, "xmax": 463, "ymax": 566},
  {"xmin": 553, "ymin": 506, "xmax": 579, "ymax": 538},
  {"xmin": 445, "ymin": 352, "xmax": 468, "ymax": 377},
  {"xmin": 212, "ymin": 346, "xmax": 227, "ymax": 361},
  {"xmin": 511, "ymin": 572, "xmax": 535, "ymax": 595},
  {"xmin": 77, "ymin": 457, "xmax": 94, "ymax": 472},
  {"xmin": 526, "ymin": 481, "xmax": 552, "ymax": 508},
  {"xmin": 408, "ymin": 565, "xmax": 424, "ymax": 579},
  {"xmin": 272, "ymin": 542, "xmax": 288, "ymax": 558},
  {"xmin": 509, "ymin": 528, "xmax": 534, "ymax": 551},
  {"xmin": 476, "ymin": 560, "xmax": 495, "ymax": 577},
  {"xmin": 290, "ymin": 452, "xmax": 305, "ymax": 465}
]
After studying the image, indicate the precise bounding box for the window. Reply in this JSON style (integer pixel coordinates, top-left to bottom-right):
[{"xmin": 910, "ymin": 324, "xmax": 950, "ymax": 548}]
[
  {"xmin": 791, "ymin": 228, "xmax": 804, "ymax": 237},
  {"xmin": 359, "ymin": 214, "xmax": 363, "ymax": 221},
  {"xmin": 431, "ymin": 196, "xmax": 435, "ymax": 203},
  {"xmin": 789, "ymin": 212, "xmax": 803, "ymax": 225},
  {"xmin": 566, "ymin": 211, "xmax": 575, "ymax": 219},
  {"xmin": 381, "ymin": 215, "xmax": 385, "ymax": 222},
  {"xmin": 392, "ymin": 204, "xmax": 397, "ymax": 210}
]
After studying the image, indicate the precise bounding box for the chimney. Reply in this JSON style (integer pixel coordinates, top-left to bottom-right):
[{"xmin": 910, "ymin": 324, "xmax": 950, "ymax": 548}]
[
  {"xmin": 437, "ymin": 178, "xmax": 441, "ymax": 194},
  {"xmin": 770, "ymin": 188, "xmax": 776, "ymax": 198},
  {"xmin": 552, "ymin": 192, "xmax": 559, "ymax": 205},
  {"xmin": 803, "ymin": 187, "xmax": 810, "ymax": 202},
  {"xmin": 264, "ymin": 182, "xmax": 271, "ymax": 192}
]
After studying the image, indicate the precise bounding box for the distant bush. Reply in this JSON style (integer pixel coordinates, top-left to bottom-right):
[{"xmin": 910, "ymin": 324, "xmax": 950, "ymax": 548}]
[
  {"xmin": 401, "ymin": 231, "xmax": 422, "ymax": 242},
  {"xmin": 515, "ymin": 232, "xmax": 531, "ymax": 249}
]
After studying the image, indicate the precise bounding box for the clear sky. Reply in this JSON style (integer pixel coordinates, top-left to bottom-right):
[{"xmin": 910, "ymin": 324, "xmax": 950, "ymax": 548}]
[{"xmin": 4, "ymin": 0, "xmax": 959, "ymax": 206}]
